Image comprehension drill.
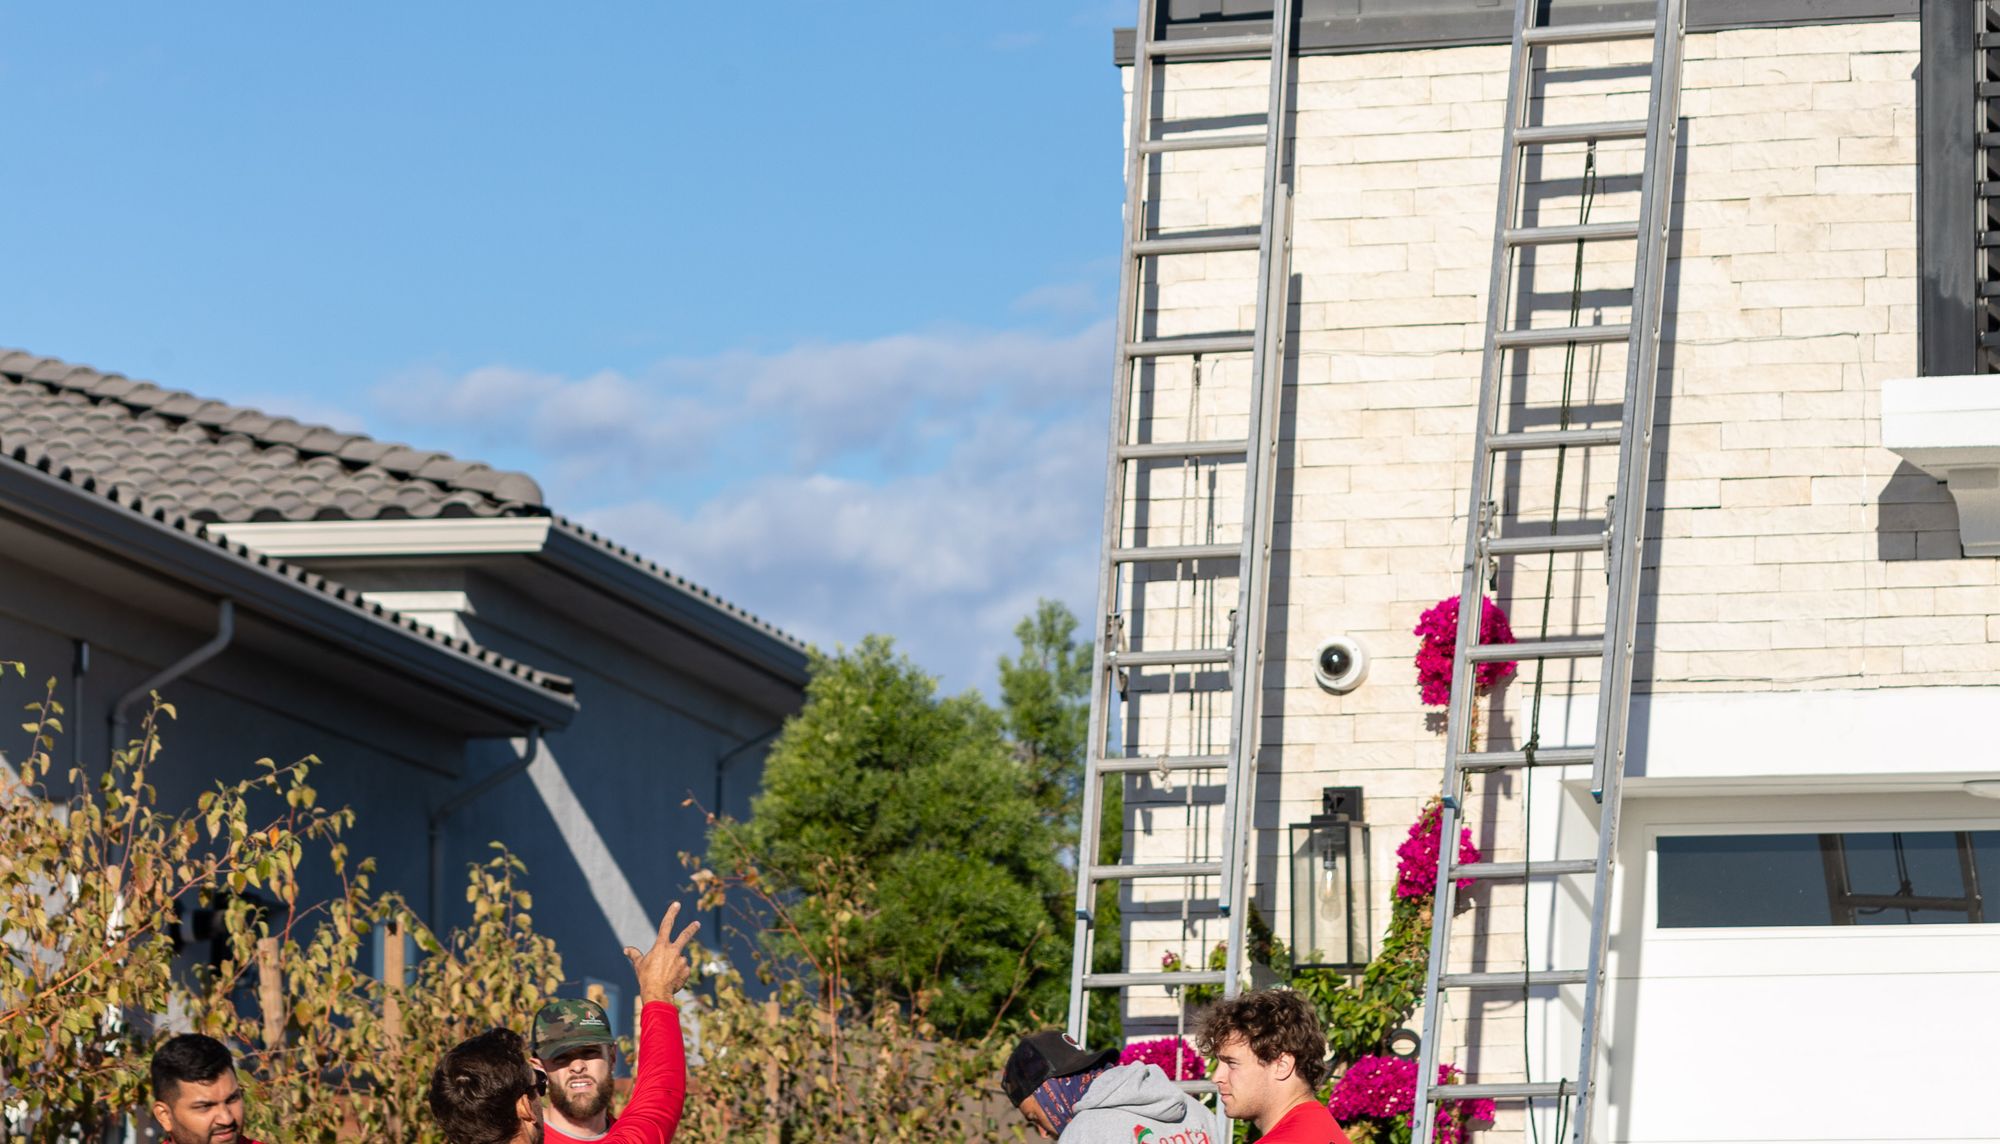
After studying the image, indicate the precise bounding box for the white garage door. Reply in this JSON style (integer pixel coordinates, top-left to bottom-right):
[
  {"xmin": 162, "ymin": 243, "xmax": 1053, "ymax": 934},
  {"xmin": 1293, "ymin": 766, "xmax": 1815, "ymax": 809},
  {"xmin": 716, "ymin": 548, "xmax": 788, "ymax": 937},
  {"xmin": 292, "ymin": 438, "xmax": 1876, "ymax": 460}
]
[{"xmin": 1605, "ymin": 793, "xmax": 2000, "ymax": 1144}]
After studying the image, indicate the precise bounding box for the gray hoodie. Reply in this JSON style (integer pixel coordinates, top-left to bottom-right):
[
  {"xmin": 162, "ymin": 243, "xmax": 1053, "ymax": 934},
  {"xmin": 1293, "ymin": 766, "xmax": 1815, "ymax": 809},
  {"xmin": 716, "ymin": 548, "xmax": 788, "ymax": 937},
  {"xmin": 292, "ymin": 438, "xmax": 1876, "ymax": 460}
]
[{"xmin": 1059, "ymin": 1063, "xmax": 1222, "ymax": 1144}]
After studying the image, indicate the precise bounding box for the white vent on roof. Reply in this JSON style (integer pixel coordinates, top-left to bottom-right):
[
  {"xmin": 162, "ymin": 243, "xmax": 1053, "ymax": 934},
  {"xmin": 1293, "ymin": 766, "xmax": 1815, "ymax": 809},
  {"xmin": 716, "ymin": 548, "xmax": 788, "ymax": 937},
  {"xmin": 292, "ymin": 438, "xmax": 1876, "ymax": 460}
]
[
  {"xmin": 1881, "ymin": 375, "xmax": 2000, "ymax": 557},
  {"xmin": 362, "ymin": 591, "xmax": 475, "ymax": 642}
]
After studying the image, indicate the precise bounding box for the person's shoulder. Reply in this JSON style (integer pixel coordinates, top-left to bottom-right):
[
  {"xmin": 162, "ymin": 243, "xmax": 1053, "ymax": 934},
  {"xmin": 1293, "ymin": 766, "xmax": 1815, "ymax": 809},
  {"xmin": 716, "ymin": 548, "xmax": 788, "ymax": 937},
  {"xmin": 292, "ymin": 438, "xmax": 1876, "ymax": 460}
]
[{"xmin": 1259, "ymin": 1100, "xmax": 1350, "ymax": 1144}]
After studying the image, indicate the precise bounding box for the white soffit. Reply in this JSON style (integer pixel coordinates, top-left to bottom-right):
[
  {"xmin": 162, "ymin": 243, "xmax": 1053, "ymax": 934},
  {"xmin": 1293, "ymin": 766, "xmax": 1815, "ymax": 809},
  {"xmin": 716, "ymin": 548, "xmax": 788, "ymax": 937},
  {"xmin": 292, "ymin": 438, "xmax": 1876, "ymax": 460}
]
[
  {"xmin": 206, "ymin": 517, "xmax": 551, "ymax": 557},
  {"xmin": 1880, "ymin": 375, "xmax": 2000, "ymax": 557},
  {"xmin": 1523, "ymin": 687, "xmax": 2000, "ymax": 791}
]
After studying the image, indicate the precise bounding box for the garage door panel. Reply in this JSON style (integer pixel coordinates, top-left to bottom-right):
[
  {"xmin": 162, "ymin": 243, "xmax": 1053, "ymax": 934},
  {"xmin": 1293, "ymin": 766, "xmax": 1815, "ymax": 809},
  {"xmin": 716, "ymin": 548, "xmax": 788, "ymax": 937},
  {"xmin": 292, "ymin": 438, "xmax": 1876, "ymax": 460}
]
[{"xmin": 1613, "ymin": 971, "xmax": 1993, "ymax": 1142}]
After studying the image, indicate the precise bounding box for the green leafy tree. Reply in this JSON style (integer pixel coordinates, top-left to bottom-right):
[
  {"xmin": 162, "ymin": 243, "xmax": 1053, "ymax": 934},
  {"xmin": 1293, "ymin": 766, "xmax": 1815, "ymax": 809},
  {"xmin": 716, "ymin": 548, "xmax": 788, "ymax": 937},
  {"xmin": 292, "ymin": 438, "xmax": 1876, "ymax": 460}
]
[
  {"xmin": 711, "ymin": 636, "xmax": 1067, "ymax": 1036},
  {"xmin": 998, "ymin": 600, "xmax": 1091, "ymax": 825},
  {"xmin": 995, "ymin": 600, "xmax": 1121, "ymax": 1044}
]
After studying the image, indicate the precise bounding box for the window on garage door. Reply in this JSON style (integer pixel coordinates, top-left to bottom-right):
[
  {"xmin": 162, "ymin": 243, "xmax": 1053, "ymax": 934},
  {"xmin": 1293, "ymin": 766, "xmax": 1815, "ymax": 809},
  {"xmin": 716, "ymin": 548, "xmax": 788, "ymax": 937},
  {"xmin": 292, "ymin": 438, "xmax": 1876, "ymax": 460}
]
[{"xmin": 1657, "ymin": 829, "xmax": 2000, "ymax": 927}]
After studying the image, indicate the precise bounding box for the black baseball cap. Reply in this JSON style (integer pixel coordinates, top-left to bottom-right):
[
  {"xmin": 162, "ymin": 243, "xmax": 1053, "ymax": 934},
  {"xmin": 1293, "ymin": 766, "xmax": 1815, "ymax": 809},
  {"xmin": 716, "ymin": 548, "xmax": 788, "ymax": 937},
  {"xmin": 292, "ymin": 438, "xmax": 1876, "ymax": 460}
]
[{"xmin": 1002, "ymin": 1031, "xmax": 1119, "ymax": 1106}]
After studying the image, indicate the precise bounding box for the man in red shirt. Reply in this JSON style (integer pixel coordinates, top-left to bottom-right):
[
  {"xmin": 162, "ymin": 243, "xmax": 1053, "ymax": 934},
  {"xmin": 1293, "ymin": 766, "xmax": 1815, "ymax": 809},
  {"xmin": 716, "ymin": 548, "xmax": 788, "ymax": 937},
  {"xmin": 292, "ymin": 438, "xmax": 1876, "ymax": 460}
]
[
  {"xmin": 147, "ymin": 1034, "xmax": 268, "ymax": 1144},
  {"xmin": 1195, "ymin": 990, "xmax": 1353, "ymax": 1144},
  {"xmin": 429, "ymin": 901, "xmax": 698, "ymax": 1144}
]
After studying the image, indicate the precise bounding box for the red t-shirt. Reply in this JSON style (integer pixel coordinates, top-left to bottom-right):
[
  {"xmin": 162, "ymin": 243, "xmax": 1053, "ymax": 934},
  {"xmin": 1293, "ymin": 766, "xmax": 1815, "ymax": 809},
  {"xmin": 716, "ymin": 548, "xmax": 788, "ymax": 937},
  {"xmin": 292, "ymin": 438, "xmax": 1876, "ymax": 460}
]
[
  {"xmin": 1256, "ymin": 1100, "xmax": 1353, "ymax": 1144},
  {"xmin": 541, "ymin": 1002, "xmax": 686, "ymax": 1144}
]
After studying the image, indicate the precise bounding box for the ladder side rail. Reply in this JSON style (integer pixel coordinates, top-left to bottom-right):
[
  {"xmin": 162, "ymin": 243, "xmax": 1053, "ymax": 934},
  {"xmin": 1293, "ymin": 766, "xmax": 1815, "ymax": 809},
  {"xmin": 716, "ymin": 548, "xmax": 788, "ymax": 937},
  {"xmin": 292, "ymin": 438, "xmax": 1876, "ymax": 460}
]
[
  {"xmin": 1412, "ymin": 1, "xmax": 1537, "ymax": 1139},
  {"xmin": 1589, "ymin": 0, "xmax": 1685, "ymax": 804},
  {"xmin": 1218, "ymin": 0, "xmax": 1297, "ymax": 1000},
  {"xmin": 1571, "ymin": 2, "xmax": 1686, "ymax": 1139},
  {"xmin": 1068, "ymin": 0, "xmax": 1165, "ymax": 1042}
]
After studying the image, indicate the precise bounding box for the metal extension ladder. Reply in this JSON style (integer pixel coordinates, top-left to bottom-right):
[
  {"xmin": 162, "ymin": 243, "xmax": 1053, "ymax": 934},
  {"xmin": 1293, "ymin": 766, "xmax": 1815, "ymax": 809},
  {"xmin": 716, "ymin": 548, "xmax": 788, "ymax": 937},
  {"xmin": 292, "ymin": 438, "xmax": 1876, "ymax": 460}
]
[
  {"xmin": 1066, "ymin": 0, "xmax": 1297, "ymax": 1053},
  {"xmin": 1413, "ymin": 3, "xmax": 1685, "ymax": 1143},
  {"xmin": 1982, "ymin": 0, "xmax": 2000, "ymax": 373}
]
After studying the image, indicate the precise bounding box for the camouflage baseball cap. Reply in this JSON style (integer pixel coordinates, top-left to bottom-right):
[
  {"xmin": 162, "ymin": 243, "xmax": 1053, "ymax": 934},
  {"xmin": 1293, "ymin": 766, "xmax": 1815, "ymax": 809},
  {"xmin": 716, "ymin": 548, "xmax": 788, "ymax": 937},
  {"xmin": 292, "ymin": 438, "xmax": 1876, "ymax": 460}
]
[{"xmin": 532, "ymin": 998, "xmax": 616, "ymax": 1061}]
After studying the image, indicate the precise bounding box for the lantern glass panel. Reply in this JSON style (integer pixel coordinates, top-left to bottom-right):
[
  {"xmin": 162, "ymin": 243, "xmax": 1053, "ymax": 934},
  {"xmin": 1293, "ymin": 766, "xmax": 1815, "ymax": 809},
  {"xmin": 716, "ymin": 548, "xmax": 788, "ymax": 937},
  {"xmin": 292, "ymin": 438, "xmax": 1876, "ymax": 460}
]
[{"xmin": 1289, "ymin": 818, "xmax": 1371, "ymax": 970}]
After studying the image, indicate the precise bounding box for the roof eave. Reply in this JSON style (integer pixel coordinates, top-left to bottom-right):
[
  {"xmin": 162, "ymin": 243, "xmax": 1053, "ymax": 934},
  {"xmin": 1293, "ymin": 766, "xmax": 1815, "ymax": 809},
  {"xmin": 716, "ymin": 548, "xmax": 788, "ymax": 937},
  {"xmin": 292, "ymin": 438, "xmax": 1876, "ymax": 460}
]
[
  {"xmin": 539, "ymin": 522, "xmax": 811, "ymax": 690},
  {"xmin": 0, "ymin": 456, "xmax": 579, "ymax": 731}
]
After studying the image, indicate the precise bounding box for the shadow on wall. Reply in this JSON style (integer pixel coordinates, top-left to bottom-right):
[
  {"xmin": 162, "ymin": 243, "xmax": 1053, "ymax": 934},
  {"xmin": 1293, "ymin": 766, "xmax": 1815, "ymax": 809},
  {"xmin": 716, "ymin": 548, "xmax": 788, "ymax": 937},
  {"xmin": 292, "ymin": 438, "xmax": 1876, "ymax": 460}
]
[{"xmin": 1874, "ymin": 461, "xmax": 1960, "ymax": 561}]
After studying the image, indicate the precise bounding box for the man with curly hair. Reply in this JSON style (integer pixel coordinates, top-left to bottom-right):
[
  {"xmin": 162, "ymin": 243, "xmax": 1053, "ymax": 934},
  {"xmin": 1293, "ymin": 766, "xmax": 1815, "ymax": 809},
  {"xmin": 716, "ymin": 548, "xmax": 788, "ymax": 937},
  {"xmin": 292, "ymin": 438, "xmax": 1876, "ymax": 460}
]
[{"xmin": 1195, "ymin": 989, "xmax": 1351, "ymax": 1144}]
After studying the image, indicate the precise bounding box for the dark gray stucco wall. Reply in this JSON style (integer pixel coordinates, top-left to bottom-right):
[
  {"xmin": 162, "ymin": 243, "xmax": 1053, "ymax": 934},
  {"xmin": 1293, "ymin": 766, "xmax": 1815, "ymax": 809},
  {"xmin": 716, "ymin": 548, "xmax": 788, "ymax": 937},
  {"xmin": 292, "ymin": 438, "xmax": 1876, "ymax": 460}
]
[{"xmin": 428, "ymin": 566, "xmax": 786, "ymax": 1006}]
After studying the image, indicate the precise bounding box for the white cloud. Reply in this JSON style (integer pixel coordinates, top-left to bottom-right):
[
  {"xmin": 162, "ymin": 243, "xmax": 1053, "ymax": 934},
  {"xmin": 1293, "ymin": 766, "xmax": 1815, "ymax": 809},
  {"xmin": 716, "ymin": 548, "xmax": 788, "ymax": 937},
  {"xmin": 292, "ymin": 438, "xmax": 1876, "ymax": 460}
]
[{"xmin": 372, "ymin": 319, "xmax": 1114, "ymax": 693}]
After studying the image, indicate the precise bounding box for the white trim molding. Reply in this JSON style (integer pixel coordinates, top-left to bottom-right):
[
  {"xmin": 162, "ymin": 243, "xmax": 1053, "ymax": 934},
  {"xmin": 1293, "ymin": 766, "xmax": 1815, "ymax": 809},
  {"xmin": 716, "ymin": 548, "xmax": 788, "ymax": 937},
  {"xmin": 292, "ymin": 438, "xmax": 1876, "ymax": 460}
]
[
  {"xmin": 363, "ymin": 591, "xmax": 476, "ymax": 643},
  {"xmin": 1881, "ymin": 375, "xmax": 2000, "ymax": 556},
  {"xmin": 1522, "ymin": 687, "xmax": 2000, "ymax": 793},
  {"xmin": 206, "ymin": 517, "xmax": 552, "ymax": 558}
]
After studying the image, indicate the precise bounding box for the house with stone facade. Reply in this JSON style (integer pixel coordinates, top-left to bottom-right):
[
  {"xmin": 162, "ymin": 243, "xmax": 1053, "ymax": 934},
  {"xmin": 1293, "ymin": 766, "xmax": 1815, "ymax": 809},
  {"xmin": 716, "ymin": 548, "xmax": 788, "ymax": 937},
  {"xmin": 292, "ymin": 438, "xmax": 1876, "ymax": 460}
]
[
  {"xmin": 0, "ymin": 349, "xmax": 807, "ymax": 1012},
  {"xmin": 1094, "ymin": 3, "xmax": 1996, "ymax": 1142}
]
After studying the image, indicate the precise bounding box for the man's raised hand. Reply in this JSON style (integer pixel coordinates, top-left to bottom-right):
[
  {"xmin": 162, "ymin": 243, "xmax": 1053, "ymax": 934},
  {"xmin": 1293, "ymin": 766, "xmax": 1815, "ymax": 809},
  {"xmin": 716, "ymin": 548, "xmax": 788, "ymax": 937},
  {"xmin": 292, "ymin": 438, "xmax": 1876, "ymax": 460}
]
[{"xmin": 624, "ymin": 901, "xmax": 700, "ymax": 1005}]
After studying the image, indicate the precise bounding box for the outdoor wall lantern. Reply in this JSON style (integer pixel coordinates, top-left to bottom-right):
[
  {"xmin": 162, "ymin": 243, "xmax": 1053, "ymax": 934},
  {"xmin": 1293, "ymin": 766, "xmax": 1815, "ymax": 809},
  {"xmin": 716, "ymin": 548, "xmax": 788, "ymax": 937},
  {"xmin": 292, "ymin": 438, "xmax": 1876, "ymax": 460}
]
[{"xmin": 1289, "ymin": 786, "xmax": 1372, "ymax": 971}]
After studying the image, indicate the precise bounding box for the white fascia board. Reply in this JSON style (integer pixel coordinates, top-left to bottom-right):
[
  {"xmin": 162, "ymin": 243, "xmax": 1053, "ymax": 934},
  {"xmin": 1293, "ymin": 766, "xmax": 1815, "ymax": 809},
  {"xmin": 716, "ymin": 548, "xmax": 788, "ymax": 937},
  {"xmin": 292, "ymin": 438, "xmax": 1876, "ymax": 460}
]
[
  {"xmin": 206, "ymin": 517, "xmax": 552, "ymax": 558},
  {"xmin": 1881, "ymin": 375, "xmax": 2000, "ymax": 556},
  {"xmin": 1525, "ymin": 687, "xmax": 2000, "ymax": 793}
]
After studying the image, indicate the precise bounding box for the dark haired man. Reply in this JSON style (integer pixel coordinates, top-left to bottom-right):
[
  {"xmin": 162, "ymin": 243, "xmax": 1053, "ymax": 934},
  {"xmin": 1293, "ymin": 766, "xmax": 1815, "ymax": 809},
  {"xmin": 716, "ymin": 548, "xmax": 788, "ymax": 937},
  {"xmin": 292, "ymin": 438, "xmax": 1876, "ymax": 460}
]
[
  {"xmin": 1001, "ymin": 1030, "xmax": 1216, "ymax": 1142},
  {"xmin": 429, "ymin": 902, "xmax": 698, "ymax": 1144},
  {"xmin": 149, "ymin": 1033, "xmax": 268, "ymax": 1144},
  {"xmin": 531, "ymin": 998, "xmax": 620, "ymax": 1143},
  {"xmin": 1195, "ymin": 989, "xmax": 1351, "ymax": 1144}
]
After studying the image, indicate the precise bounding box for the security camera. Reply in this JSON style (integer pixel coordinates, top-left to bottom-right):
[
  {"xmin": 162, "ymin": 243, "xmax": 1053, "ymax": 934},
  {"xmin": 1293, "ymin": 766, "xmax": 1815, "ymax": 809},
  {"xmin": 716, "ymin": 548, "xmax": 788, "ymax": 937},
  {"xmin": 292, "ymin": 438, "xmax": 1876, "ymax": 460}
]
[{"xmin": 1313, "ymin": 635, "xmax": 1369, "ymax": 693}]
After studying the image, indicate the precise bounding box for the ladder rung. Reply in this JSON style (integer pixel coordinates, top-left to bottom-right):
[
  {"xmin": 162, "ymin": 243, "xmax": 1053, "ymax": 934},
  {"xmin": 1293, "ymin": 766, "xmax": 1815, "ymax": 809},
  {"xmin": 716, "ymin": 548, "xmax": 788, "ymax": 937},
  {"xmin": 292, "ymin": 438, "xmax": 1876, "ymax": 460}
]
[
  {"xmin": 1981, "ymin": 183, "xmax": 2000, "ymax": 199},
  {"xmin": 1982, "ymin": 32, "xmax": 2000, "ymax": 48},
  {"xmin": 1485, "ymin": 531, "xmax": 1607, "ymax": 556},
  {"xmin": 1428, "ymin": 1081, "xmax": 1573, "ymax": 1101},
  {"xmin": 1090, "ymin": 861, "xmax": 1223, "ymax": 881},
  {"xmin": 1984, "ymin": 331, "xmax": 2000, "ymax": 350},
  {"xmin": 1982, "ymin": 133, "xmax": 2000, "ymax": 150},
  {"xmin": 1112, "ymin": 542, "xmax": 1239, "ymax": 564},
  {"xmin": 1515, "ymin": 119, "xmax": 1648, "ymax": 146},
  {"xmin": 1468, "ymin": 636, "xmax": 1603, "ymax": 662},
  {"xmin": 1486, "ymin": 426, "xmax": 1623, "ymax": 452},
  {"xmin": 1440, "ymin": 969, "xmax": 1589, "ymax": 989},
  {"xmin": 1146, "ymin": 33, "xmax": 1274, "ymax": 58},
  {"xmin": 1459, "ymin": 746, "xmax": 1596, "ymax": 770},
  {"xmin": 1503, "ymin": 220, "xmax": 1640, "ymax": 246},
  {"xmin": 1083, "ymin": 970, "xmax": 1227, "ymax": 989},
  {"xmin": 1495, "ymin": 323, "xmax": 1631, "ymax": 349},
  {"xmin": 1140, "ymin": 132, "xmax": 1267, "ymax": 154},
  {"xmin": 1979, "ymin": 82, "xmax": 2000, "ymax": 98},
  {"xmin": 1982, "ymin": 231, "xmax": 2000, "ymax": 249},
  {"xmin": 1118, "ymin": 438, "xmax": 1250, "ymax": 460},
  {"xmin": 1452, "ymin": 859, "xmax": 1598, "ymax": 881},
  {"xmin": 1095, "ymin": 754, "xmax": 1231, "ymax": 774},
  {"xmin": 1522, "ymin": 19, "xmax": 1655, "ymax": 45},
  {"xmin": 1134, "ymin": 232, "xmax": 1262, "ymax": 256},
  {"xmin": 1126, "ymin": 334, "xmax": 1257, "ymax": 358},
  {"xmin": 1982, "ymin": 281, "xmax": 2000, "ymax": 298},
  {"xmin": 1109, "ymin": 647, "xmax": 1233, "ymax": 668}
]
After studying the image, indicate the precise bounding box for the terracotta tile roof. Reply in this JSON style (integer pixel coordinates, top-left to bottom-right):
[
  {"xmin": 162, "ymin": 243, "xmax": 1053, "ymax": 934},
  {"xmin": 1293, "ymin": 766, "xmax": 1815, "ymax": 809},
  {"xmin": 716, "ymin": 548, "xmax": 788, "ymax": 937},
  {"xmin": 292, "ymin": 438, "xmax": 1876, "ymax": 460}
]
[
  {"xmin": 0, "ymin": 349, "xmax": 543, "ymax": 522},
  {"xmin": 1, "ymin": 431, "xmax": 577, "ymax": 703}
]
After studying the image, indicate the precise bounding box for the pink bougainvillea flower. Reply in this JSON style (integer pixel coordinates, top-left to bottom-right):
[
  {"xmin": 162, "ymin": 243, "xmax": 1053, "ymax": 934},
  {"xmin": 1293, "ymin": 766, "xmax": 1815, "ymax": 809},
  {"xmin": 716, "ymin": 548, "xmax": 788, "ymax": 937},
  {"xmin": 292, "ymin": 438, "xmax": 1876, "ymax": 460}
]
[
  {"xmin": 1394, "ymin": 800, "xmax": 1483, "ymax": 900},
  {"xmin": 1119, "ymin": 1036, "xmax": 1204, "ymax": 1081},
  {"xmin": 1413, "ymin": 595, "xmax": 1518, "ymax": 708},
  {"xmin": 1329, "ymin": 1058, "xmax": 1494, "ymax": 1144}
]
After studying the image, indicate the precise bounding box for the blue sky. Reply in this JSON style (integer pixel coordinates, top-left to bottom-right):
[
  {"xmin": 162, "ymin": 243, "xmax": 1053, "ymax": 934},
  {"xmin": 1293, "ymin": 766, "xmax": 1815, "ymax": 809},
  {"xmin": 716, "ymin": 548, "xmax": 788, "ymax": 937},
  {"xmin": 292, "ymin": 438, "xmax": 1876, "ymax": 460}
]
[{"xmin": 0, "ymin": 3, "xmax": 1129, "ymax": 692}]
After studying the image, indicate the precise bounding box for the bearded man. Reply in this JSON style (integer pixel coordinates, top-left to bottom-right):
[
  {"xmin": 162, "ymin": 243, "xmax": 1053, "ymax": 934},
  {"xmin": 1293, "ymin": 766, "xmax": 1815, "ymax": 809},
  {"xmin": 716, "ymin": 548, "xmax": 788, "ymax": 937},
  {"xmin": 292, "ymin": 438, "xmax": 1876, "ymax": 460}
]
[
  {"xmin": 429, "ymin": 901, "xmax": 696, "ymax": 1144},
  {"xmin": 531, "ymin": 999, "xmax": 623, "ymax": 1142},
  {"xmin": 149, "ymin": 1033, "xmax": 269, "ymax": 1144}
]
